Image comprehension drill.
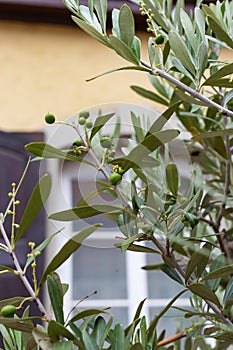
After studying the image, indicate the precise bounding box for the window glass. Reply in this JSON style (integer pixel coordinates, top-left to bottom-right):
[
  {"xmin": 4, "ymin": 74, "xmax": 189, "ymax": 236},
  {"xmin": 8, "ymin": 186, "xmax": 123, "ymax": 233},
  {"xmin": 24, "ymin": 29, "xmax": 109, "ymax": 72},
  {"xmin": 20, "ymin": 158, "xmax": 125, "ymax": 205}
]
[
  {"xmin": 72, "ymin": 243, "xmax": 127, "ymax": 300},
  {"xmin": 72, "ymin": 176, "xmax": 119, "ymax": 232},
  {"xmin": 146, "ymin": 252, "xmax": 185, "ymax": 299}
]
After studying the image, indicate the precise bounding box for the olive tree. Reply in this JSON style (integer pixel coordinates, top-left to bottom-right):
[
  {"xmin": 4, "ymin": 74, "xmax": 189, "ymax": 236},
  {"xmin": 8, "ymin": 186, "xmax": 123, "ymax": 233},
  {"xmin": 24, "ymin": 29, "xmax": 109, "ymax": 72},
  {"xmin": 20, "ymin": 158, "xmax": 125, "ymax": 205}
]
[{"xmin": 1, "ymin": 0, "xmax": 233, "ymax": 349}]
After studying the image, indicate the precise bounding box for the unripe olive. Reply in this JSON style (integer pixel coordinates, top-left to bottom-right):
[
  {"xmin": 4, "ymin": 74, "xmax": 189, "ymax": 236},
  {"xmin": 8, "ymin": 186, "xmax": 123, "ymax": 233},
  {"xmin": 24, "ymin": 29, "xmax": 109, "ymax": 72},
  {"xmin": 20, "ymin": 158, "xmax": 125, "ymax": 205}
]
[
  {"xmin": 117, "ymin": 167, "xmax": 125, "ymax": 175},
  {"xmin": 73, "ymin": 139, "xmax": 82, "ymax": 147},
  {"xmin": 45, "ymin": 113, "xmax": 56, "ymax": 124},
  {"xmin": 100, "ymin": 137, "xmax": 112, "ymax": 149},
  {"xmin": 78, "ymin": 117, "xmax": 86, "ymax": 125},
  {"xmin": 155, "ymin": 34, "xmax": 165, "ymax": 45},
  {"xmin": 79, "ymin": 110, "xmax": 90, "ymax": 119},
  {"xmin": 86, "ymin": 121, "xmax": 93, "ymax": 129},
  {"xmin": 109, "ymin": 172, "xmax": 122, "ymax": 186},
  {"xmin": 0, "ymin": 305, "xmax": 16, "ymax": 317}
]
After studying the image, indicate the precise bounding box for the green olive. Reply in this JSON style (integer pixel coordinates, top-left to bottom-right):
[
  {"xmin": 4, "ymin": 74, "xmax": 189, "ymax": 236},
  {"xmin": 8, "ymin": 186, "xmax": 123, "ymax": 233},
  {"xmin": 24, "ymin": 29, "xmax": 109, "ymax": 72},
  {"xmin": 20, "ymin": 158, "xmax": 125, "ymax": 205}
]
[
  {"xmin": 78, "ymin": 117, "xmax": 86, "ymax": 125},
  {"xmin": 155, "ymin": 34, "xmax": 165, "ymax": 45},
  {"xmin": 86, "ymin": 121, "xmax": 93, "ymax": 129},
  {"xmin": 73, "ymin": 139, "xmax": 82, "ymax": 147},
  {"xmin": 45, "ymin": 113, "xmax": 56, "ymax": 124},
  {"xmin": 100, "ymin": 137, "xmax": 112, "ymax": 149},
  {"xmin": 117, "ymin": 167, "xmax": 125, "ymax": 175},
  {"xmin": 79, "ymin": 110, "xmax": 90, "ymax": 119},
  {"xmin": 0, "ymin": 305, "xmax": 16, "ymax": 317},
  {"xmin": 109, "ymin": 172, "xmax": 122, "ymax": 186}
]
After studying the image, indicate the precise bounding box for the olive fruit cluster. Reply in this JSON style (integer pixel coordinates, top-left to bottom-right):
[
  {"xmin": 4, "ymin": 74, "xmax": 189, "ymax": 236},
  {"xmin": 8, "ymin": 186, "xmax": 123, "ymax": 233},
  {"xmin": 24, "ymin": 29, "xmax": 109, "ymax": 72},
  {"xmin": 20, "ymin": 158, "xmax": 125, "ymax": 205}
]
[
  {"xmin": 109, "ymin": 166, "xmax": 125, "ymax": 186},
  {"xmin": 78, "ymin": 111, "xmax": 93, "ymax": 129}
]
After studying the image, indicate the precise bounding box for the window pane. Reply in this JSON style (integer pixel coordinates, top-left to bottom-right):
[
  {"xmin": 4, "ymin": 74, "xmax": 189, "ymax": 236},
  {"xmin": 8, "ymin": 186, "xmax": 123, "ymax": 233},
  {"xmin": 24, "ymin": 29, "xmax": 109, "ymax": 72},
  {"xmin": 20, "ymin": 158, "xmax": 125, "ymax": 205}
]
[
  {"xmin": 73, "ymin": 244, "xmax": 127, "ymax": 299},
  {"xmin": 72, "ymin": 178, "xmax": 119, "ymax": 231},
  {"xmin": 146, "ymin": 253, "xmax": 185, "ymax": 299}
]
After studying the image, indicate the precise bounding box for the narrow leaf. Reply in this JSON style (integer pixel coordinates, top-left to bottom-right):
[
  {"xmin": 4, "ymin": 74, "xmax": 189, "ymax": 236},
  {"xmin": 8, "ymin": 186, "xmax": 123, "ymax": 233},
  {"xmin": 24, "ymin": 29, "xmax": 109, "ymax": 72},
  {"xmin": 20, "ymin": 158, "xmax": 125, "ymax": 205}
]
[
  {"xmin": 70, "ymin": 308, "xmax": 108, "ymax": 323},
  {"xmin": 223, "ymin": 277, "xmax": 233, "ymax": 307},
  {"xmin": 180, "ymin": 9, "xmax": 196, "ymax": 52},
  {"xmin": 90, "ymin": 113, "xmax": 115, "ymax": 140},
  {"xmin": 192, "ymin": 129, "xmax": 233, "ymax": 140},
  {"xmin": 185, "ymin": 243, "xmax": 211, "ymax": 281},
  {"xmin": 49, "ymin": 205, "xmax": 121, "ymax": 221},
  {"xmin": 208, "ymin": 16, "xmax": 233, "ymax": 49},
  {"xmin": 169, "ymin": 31, "xmax": 196, "ymax": 76},
  {"xmin": 203, "ymin": 62, "xmax": 233, "ymax": 86},
  {"xmin": 148, "ymin": 289, "xmax": 187, "ymax": 337},
  {"xmin": 16, "ymin": 174, "xmax": 51, "ymax": 243},
  {"xmin": 160, "ymin": 265, "xmax": 183, "ymax": 285},
  {"xmin": 40, "ymin": 224, "xmax": 101, "ymax": 285},
  {"xmin": 86, "ymin": 65, "xmax": 150, "ymax": 82},
  {"xmin": 175, "ymin": 89, "xmax": 208, "ymax": 106},
  {"xmin": 109, "ymin": 35, "xmax": 139, "ymax": 65},
  {"xmin": 25, "ymin": 142, "xmax": 90, "ymax": 164},
  {"xmin": 166, "ymin": 163, "xmax": 179, "ymax": 197},
  {"xmin": 24, "ymin": 229, "xmax": 61, "ymax": 272},
  {"xmin": 47, "ymin": 274, "xmax": 64, "ymax": 325},
  {"xmin": 201, "ymin": 264, "xmax": 233, "ymax": 281},
  {"xmin": 131, "ymin": 85, "xmax": 169, "ymax": 106},
  {"xmin": 72, "ymin": 16, "xmax": 111, "ymax": 47},
  {"xmin": 146, "ymin": 101, "xmax": 182, "ymax": 135},
  {"xmin": 110, "ymin": 129, "xmax": 179, "ymax": 171},
  {"xmin": 94, "ymin": 0, "xmax": 107, "ymax": 33},
  {"xmin": 82, "ymin": 331, "xmax": 99, "ymax": 350},
  {"xmin": 188, "ymin": 283, "xmax": 221, "ymax": 308}
]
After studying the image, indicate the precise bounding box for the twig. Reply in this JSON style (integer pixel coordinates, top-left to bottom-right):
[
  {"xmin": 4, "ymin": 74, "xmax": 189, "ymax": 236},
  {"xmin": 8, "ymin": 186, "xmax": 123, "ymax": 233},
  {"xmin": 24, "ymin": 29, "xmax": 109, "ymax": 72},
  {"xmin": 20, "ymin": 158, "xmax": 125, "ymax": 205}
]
[
  {"xmin": 150, "ymin": 233, "xmax": 233, "ymax": 327},
  {"xmin": 215, "ymin": 115, "xmax": 231, "ymax": 230},
  {"xmin": 157, "ymin": 331, "xmax": 186, "ymax": 347},
  {"xmin": 140, "ymin": 60, "xmax": 233, "ymax": 118},
  {"xmin": 0, "ymin": 221, "xmax": 47, "ymax": 318}
]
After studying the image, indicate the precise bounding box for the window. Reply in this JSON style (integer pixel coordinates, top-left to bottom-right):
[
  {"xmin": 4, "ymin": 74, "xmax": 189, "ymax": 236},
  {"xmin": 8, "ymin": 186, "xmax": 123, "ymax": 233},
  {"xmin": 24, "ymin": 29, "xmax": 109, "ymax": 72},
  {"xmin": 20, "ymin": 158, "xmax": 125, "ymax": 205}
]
[
  {"xmin": 44, "ymin": 102, "xmax": 193, "ymax": 338},
  {"xmin": 60, "ymin": 159, "xmax": 190, "ymax": 336}
]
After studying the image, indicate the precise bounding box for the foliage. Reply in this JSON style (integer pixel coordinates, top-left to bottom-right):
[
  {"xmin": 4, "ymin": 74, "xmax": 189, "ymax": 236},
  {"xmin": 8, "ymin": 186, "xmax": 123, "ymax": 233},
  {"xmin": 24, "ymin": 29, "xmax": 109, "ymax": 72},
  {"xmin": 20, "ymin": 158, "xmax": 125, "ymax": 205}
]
[{"xmin": 1, "ymin": 0, "xmax": 233, "ymax": 348}]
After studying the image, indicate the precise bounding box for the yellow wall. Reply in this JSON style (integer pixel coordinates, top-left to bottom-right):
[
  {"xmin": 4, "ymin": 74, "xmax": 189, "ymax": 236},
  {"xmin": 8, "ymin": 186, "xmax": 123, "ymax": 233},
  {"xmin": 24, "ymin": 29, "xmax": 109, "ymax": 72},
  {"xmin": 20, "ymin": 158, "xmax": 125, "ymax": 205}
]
[{"xmin": 0, "ymin": 20, "xmax": 153, "ymax": 131}]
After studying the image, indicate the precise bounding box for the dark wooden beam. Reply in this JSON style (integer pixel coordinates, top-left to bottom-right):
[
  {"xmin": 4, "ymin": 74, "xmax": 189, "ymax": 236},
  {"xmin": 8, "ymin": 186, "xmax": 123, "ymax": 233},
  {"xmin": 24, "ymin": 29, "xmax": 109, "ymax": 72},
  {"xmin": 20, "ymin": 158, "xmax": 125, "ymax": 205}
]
[
  {"xmin": 0, "ymin": 0, "xmax": 143, "ymax": 27},
  {"xmin": 0, "ymin": 0, "xmax": 215, "ymax": 28}
]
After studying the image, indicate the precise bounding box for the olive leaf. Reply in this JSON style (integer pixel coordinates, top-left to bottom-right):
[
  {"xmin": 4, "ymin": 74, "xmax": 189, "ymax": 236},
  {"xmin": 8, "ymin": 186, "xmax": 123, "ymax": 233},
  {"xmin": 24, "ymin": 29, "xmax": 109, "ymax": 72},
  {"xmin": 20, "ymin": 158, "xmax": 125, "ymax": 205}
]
[
  {"xmin": 40, "ymin": 224, "xmax": 102, "ymax": 285},
  {"xmin": 131, "ymin": 86, "xmax": 169, "ymax": 106},
  {"xmin": 166, "ymin": 163, "xmax": 179, "ymax": 197},
  {"xmin": 169, "ymin": 30, "xmax": 196, "ymax": 77},
  {"xmin": 71, "ymin": 16, "xmax": 111, "ymax": 48},
  {"xmin": 148, "ymin": 289, "xmax": 187, "ymax": 338},
  {"xmin": 93, "ymin": 0, "xmax": 107, "ymax": 33},
  {"xmin": 70, "ymin": 309, "xmax": 109, "ymax": 323},
  {"xmin": 25, "ymin": 142, "xmax": 92, "ymax": 165},
  {"xmin": 203, "ymin": 62, "xmax": 233, "ymax": 86},
  {"xmin": 15, "ymin": 174, "xmax": 51, "ymax": 243},
  {"xmin": 47, "ymin": 273, "xmax": 64, "ymax": 325},
  {"xmin": 90, "ymin": 113, "xmax": 115, "ymax": 140},
  {"xmin": 109, "ymin": 35, "xmax": 140, "ymax": 65},
  {"xmin": 82, "ymin": 331, "xmax": 99, "ymax": 350},
  {"xmin": 119, "ymin": 4, "xmax": 135, "ymax": 47},
  {"xmin": 49, "ymin": 204, "xmax": 122, "ymax": 221},
  {"xmin": 110, "ymin": 129, "xmax": 179, "ymax": 171},
  {"xmin": 201, "ymin": 264, "xmax": 233, "ymax": 281},
  {"xmin": 188, "ymin": 283, "xmax": 221, "ymax": 308}
]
